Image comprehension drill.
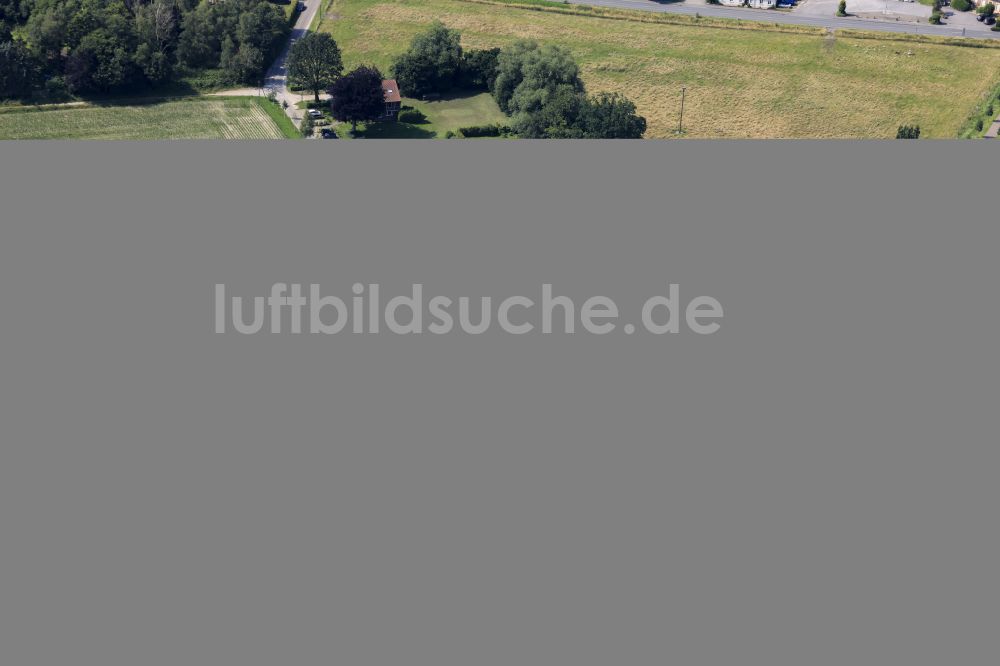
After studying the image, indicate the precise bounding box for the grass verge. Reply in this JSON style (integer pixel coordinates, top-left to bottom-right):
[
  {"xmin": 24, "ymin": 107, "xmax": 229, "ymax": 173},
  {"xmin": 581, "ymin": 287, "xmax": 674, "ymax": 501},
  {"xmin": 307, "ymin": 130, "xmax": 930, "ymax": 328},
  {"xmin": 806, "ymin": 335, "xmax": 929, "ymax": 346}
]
[
  {"xmin": 255, "ymin": 97, "xmax": 302, "ymax": 138},
  {"xmin": 956, "ymin": 74, "xmax": 1000, "ymax": 137}
]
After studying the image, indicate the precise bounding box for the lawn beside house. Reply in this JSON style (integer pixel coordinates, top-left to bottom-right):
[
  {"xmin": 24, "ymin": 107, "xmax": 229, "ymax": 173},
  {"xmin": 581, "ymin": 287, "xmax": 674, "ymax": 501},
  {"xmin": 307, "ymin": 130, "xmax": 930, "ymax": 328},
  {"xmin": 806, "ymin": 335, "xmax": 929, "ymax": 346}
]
[{"xmin": 310, "ymin": 91, "xmax": 508, "ymax": 138}]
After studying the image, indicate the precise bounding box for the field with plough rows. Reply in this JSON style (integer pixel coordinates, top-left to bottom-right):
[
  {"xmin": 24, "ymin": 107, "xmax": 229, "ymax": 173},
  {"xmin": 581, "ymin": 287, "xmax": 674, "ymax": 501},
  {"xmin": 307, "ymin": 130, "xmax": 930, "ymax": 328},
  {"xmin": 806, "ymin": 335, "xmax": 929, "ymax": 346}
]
[{"xmin": 0, "ymin": 97, "xmax": 292, "ymax": 140}]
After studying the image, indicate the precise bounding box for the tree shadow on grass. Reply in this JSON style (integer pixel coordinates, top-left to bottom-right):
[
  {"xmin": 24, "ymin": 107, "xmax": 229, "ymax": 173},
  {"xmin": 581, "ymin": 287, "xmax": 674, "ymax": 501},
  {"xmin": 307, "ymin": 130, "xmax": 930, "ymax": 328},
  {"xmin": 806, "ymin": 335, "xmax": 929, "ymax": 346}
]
[
  {"xmin": 419, "ymin": 88, "xmax": 488, "ymax": 103},
  {"xmin": 78, "ymin": 80, "xmax": 204, "ymax": 107}
]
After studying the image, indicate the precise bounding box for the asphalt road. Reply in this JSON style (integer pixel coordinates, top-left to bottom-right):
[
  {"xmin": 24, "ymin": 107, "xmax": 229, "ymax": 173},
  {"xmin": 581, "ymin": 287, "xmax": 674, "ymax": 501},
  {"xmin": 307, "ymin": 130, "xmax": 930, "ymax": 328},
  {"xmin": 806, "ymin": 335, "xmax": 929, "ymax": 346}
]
[
  {"xmin": 264, "ymin": 0, "xmax": 327, "ymax": 127},
  {"xmin": 565, "ymin": 0, "xmax": 1000, "ymax": 39}
]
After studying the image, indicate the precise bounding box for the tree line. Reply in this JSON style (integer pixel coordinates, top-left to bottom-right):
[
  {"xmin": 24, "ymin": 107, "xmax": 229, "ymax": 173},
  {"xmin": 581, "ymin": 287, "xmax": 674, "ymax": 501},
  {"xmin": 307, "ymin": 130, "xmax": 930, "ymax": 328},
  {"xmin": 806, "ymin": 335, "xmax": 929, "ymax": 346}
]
[{"xmin": 1, "ymin": 0, "xmax": 291, "ymax": 100}]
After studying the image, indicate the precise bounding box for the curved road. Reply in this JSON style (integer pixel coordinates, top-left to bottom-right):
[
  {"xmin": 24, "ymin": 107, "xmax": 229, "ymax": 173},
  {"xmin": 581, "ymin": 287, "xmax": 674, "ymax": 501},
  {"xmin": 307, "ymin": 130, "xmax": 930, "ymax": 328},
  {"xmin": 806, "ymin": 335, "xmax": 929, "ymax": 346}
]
[{"xmin": 566, "ymin": 0, "xmax": 1000, "ymax": 39}]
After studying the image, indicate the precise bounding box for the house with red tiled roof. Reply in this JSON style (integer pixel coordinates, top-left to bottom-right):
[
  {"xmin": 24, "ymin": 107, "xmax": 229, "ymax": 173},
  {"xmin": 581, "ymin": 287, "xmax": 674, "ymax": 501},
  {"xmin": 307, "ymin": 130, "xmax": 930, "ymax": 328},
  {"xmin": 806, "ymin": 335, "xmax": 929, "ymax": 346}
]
[{"xmin": 381, "ymin": 79, "xmax": 402, "ymax": 121}]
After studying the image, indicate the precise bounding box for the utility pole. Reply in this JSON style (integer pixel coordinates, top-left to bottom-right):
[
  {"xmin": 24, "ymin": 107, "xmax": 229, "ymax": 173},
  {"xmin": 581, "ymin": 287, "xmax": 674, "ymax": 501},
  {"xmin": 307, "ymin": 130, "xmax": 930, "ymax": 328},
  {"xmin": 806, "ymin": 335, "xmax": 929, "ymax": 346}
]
[{"xmin": 678, "ymin": 86, "xmax": 687, "ymax": 135}]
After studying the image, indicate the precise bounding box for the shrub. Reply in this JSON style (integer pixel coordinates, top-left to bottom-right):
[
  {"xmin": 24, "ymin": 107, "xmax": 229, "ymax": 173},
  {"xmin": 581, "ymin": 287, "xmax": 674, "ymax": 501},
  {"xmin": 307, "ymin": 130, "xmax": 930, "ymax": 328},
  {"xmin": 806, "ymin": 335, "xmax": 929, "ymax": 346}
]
[
  {"xmin": 301, "ymin": 114, "xmax": 314, "ymax": 137},
  {"xmin": 896, "ymin": 124, "xmax": 921, "ymax": 139},
  {"xmin": 43, "ymin": 76, "xmax": 69, "ymax": 100},
  {"xmin": 929, "ymin": 10, "xmax": 942, "ymax": 23},
  {"xmin": 975, "ymin": 118, "xmax": 984, "ymax": 132},
  {"xmin": 994, "ymin": 22, "xmax": 1000, "ymax": 30},
  {"xmin": 444, "ymin": 130, "xmax": 457, "ymax": 138},
  {"xmin": 397, "ymin": 108, "xmax": 427, "ymax": 123},
  {"xmin": 837, "ymin": 0, "xmax": 847, "ymax": 15},
  {"xmin": 458, "ymin": 124, "xmax": 510, "ymax": 137},
  {"xmin": 978, "ymin": 2, "xmax": 996, "ymax": 15},
  {"xmin": 987, "ymin": 104, "xmax": 995, "ymax": 117},
  {"xmin": 950, "ymin": 0, "xmax": 971, "ymax": 11},
  {"xmin": 179, "ymin": 68, "xmax": 231, "ymax": 93}
]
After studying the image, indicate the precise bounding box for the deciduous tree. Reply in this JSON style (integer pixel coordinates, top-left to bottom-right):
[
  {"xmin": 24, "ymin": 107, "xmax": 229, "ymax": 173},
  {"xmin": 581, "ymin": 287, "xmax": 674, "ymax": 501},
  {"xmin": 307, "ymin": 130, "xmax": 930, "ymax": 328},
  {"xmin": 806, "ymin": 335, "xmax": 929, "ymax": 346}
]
[
  {"xmin": 581, "ymin": 92, "xmax": 646, "ymax": 139},
  {"xmin": 329, "ymin": 64, "xmax": 384, "ymax": 132},
  {"xmin": 288, "ymin": 32, "xmax": 343, "ymax": 103},
  {"xmin": 0, "ymin": 38, "xmax": 39, "ymax": 99},
  {"xmin": 391, "ymin": 21, "xmax": 462, "ymax": 97}
]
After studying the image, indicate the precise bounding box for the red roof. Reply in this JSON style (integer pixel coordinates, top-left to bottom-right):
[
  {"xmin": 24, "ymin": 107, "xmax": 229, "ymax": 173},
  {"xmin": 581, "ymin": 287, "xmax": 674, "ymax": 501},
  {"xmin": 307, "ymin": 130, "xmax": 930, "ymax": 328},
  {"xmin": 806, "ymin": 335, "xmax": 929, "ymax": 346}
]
[{"xmin": 382, "ymin": 79, "xmax": 402, "ymax": 104}]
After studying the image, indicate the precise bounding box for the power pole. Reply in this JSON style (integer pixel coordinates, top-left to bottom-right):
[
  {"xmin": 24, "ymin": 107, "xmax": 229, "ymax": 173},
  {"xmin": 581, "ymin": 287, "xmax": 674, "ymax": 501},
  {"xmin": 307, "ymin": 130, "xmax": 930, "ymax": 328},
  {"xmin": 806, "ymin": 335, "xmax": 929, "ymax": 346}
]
[{"xmin": 678, "ymin": 86, "xmax": 687, "ymax": 135}]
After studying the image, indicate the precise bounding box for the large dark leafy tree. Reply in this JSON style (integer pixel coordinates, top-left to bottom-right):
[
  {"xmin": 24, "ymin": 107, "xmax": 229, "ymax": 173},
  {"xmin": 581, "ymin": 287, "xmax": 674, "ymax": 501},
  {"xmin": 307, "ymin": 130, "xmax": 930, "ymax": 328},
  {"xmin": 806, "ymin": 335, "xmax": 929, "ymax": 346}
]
[
  {"xmin": 0, "ymin": 0, "xmax": 29, "ymax": 25},
  {"xmin": 65, "ymin": 28, "xmax": 137, "ymax": 94},
  {"xmin": 176, "ymin": 3, "xmax": 237, "ymax": 69},
  {"xmin": 227, "ymin": 2, "xmax": 286, "ymax": 84},
  {"xmin": 513, "ymin": 84, "xmax": 584, "ymax": 138},
  {"xmin": 329, "ymin": 65, "xmax": 384, "ymax": 132},
  {"xmin": 458, "ymin": 47, "xmax": 499, "ymax": 91},
  {"xmin": 0, "ymin": 38, "xmax": 38, "ymax": 99},
  {"xmin": 493, "ymin": 40, "xmax": 584, "ymax": 115},
  {"xmin": 134, "ymin": 0, "xmax": 179, "ymax": 84},
  {"xmin": 391, "ymin": 21, "xmax": 462, "ymax": 98},
  {"xmin": 493, "ymin": 39, "xmax": 643, "ymax": 139},
  {"xmin": 580, "ymin": 92, "xmax": 646, "ymax": 139},
  {"xmin": 288, "ymin": 32, "xmax": 342, "ymax": 103}
]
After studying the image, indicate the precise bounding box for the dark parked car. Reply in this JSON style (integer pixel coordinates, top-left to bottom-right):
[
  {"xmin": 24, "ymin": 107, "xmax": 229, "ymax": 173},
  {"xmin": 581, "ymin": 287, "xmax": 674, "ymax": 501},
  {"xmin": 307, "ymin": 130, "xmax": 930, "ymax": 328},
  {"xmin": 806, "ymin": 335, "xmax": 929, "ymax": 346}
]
[
  {"xmin": 987, "ymin": 16, "xmax": 997, "ymax": 24},
  {"xmin": 320, "ymin": 128, "xmax": 337, "ymax": 139},
  {"xmin": 977, "ymin": 12, "xmax": 985, "ymax": 20}
]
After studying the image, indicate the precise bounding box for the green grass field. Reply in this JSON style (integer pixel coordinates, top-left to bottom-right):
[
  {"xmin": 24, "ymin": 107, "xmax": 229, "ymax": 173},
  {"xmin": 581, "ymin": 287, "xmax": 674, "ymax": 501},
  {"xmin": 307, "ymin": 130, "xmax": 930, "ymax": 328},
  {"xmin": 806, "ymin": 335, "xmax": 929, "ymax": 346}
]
[
  {"xmin": 317, "ymin": 0, "xmax": 1000, "ymax": 138},
  {"xmin": 0, "ymin": 97, "xmax": 297, "ymax": 140}
]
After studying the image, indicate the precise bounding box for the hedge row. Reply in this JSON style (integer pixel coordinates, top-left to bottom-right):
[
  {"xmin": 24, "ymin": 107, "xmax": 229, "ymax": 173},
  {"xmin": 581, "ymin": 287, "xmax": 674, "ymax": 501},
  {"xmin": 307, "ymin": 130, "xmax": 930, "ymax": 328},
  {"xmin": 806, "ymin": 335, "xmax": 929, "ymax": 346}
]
[{"xmin": 458, "ymin": 123, "xmax": 512, "ymax": 137}]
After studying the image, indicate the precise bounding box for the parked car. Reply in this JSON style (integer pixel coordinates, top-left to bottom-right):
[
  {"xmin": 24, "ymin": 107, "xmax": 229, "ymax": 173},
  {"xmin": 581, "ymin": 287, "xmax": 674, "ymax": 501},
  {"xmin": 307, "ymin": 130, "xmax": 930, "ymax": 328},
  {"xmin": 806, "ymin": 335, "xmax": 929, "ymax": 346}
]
[
  {"xmin": 321, "ymin": 128, "xmax": 337, "ymax": 139},
  {"xmin": 297, "ymin": 2, "xmax": 305, "ymax": 10},
  {"xmin": 977, "ymin": 12, "xmax": 985, "ymax": 20},
  {"xmin": 986, "ymin": 15, "xmax": 997, "ymax": 24},
  {"xmin": 308, "ymin": 109, "xmax": 323, "ymax": 119}
]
